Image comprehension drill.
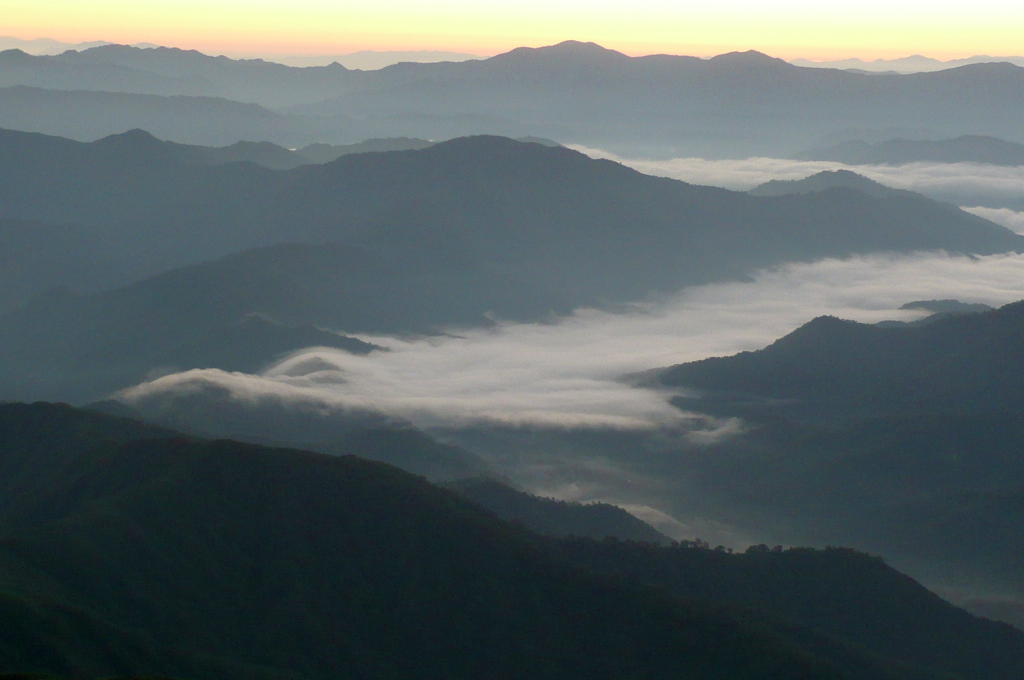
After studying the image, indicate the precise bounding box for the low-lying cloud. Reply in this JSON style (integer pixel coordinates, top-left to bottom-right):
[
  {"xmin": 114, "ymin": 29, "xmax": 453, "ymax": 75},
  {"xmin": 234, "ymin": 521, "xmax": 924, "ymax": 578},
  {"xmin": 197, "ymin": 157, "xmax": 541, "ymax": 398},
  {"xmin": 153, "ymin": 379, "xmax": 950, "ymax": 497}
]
[
  {"xmin": 120, "ymin": 252, "xmax": 1024, "ymax": 430},
  {"xmin": 574, "ymin": 148, "xmax": 1024, "ymax": 210},
  {"xmin": 963, "ymin": 207, "xmax": 1024, "ymax": 234}
]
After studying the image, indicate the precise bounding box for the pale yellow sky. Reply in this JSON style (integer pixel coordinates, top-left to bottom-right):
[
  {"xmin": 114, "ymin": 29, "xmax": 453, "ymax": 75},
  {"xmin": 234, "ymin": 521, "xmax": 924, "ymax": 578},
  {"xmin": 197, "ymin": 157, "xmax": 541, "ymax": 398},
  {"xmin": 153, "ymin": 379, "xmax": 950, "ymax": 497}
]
[{"xmin": 3, "ymin": 0, "xmax": 1023, "ymax": 60}]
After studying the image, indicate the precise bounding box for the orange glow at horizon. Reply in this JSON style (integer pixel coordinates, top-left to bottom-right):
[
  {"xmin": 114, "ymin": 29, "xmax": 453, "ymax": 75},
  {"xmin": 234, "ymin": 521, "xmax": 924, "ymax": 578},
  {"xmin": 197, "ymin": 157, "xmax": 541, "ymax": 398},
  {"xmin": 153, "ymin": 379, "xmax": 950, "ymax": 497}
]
[{"xmin": 3, "ymin": 1, "xmax": 1023, "ymax": 61}]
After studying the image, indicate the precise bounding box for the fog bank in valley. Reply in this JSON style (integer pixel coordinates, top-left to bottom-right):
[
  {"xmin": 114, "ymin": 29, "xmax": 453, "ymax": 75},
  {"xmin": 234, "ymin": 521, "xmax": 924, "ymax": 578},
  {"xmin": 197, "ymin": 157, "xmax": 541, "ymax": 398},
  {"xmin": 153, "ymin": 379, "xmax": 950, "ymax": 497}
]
[
  {"xmin": 575, "ymin": 148, "xmax": 1024, "ymax": 210},
  {"xmin": 121, "ymin": 252, "xmax": 1024, "ymax": 431},
  {"xmin": 963, "ymin": 207, "xmax": 1024, "ymax": 234}
]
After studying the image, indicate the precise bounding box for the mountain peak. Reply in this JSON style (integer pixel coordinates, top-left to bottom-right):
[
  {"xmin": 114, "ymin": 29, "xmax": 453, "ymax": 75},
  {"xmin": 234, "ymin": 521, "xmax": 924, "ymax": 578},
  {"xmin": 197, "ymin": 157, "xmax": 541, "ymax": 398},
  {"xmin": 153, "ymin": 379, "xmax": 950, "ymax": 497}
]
[
  {"xmin": 545, "ymin": 40, "xmax": 623, "ymax": 55},
  {"xmin": 749, "ymin": 169, "xmax": 911, "ymax": 199},
  {"xmin": 708, "ymin": 50, "xmax": 792, "ymax": 69},
  {"xmin": 491, "ymin": 41, "xmax": 629, "ymax": 66},
  {"xmin": 95, "ymin": 128, "xmax": 164, "ymax": 145},
  {"xmin": 90, "ymin": 129, "xmax": 177, "ymax": 162}
]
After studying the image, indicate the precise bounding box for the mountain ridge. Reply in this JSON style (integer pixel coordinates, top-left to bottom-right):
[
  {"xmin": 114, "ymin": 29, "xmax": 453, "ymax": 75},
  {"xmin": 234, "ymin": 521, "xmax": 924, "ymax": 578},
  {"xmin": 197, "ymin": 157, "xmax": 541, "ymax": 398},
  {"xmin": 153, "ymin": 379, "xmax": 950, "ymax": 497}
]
[
  {"xmin": 653, "ymin": 299, "xmax": 1024, "ymax": 421},
  {"xmin": 0, "ymin": 402, "xmax": 944, "ymax": 680},
  {"xmin": 1, "ymin": 133, "xmax": 1021, "ymax": 402},
  {"xmin": 5, "ymin": 42, "xmax": 1024, "ymax": 154},
  {"xmin": 3, "ymin": 401, "xmax": 1024, "ymax": 680}
]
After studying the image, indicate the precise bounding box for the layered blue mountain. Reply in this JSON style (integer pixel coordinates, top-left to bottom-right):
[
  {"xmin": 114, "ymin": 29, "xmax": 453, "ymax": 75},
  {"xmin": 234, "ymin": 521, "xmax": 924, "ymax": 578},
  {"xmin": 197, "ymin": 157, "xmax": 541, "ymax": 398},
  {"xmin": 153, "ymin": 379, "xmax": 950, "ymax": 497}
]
[
  {"xmin": 0, "ymin": 131, "xmax": 1020, "ymax": 401},
  {"xmin": 0, "ymin": 84, "xmax": 347, "ymax": 147},
  {"xmin": 5, "ymin": 42, "xmax": 1024, "ymax": 154},
  {"xmin": 748, "ymin": 169, "xmax": 920, "ymax": 199}
]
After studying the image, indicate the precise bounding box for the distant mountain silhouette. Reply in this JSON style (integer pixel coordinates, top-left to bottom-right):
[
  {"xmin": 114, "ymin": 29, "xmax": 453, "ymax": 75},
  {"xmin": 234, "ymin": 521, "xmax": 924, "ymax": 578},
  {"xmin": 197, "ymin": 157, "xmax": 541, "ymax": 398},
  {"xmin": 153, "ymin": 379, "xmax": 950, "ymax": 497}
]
[
  {"xmin": 6, "ymin": 42, "xmax": 1024, "ymax": 154},
  {"xmin": 749, "ymin": 169, "xmax": 919, "ymax": 199},
  {"xmin": 447, "ymin": 477, "xmax": 669, "ymax": 543},
  {"xmin": 3, "ymin": 402, "xmax": 1023, "ymax": 680},
  {"xmin": 900, "ymin": 299, "xmax": 994, "ymax": 314},
  {"xmin": 0, "ymin": 85, "xmax": 351, "ymax": 146},
  {"xmin": 292, "ymin": 136, "xmax": 554, "ymax": 164},
  {"xmin": 800, "ymin": 136, "xmax": 1024, "ymax": 166},
  {"xmin": 0, "ymin": 37, "xmax": 113, "ymax": 55},
  {"xmin": 294, "ymin": 42, "xmax": 1024, "ymax": 156},
  {"xmin": 0, "ymin": 44, "xmax": 355, "ymax": 108},
  {"xmin": 873, "ymin": 299, "xmax": 996, "ymax": 328},
  {"xmin": 172, "ymin": 139, "xmax": 309, "ymax": 169},
  {"xmin": 792, "ymin": 55, "xmax": 1024, "ymax": 74},
  {"xmin": 295, "ymin": 137, "xmax": 434, "ymax": 163},
  {"xmin": 1, "ymin": 133, "xmax": 1021, "ymax": 402}
]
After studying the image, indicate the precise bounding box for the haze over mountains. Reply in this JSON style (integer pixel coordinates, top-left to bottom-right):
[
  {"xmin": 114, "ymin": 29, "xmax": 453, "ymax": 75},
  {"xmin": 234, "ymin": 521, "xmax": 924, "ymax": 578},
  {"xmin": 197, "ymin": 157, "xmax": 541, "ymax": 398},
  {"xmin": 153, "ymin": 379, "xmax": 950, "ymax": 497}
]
[
  {"xmin": 7, "ymin": 30, "xmax": 1024, "ymax": 677},
  {"xmin": 792, "ymin": 54, "xmax": 1024, "ymax": 73},
  {"xmin": 0, "ymin": 36, "xmax": 480, "ymax": 69},
  {"xmin": 0, "ymin": 130, "xmax": 1019, "ymax": 403},
  {"xmin": 5, "ymin": 41, "xmax": 1024, "ymax": 155},
  {"xmin": 800, "ymin": 136, "xmax": 1024, "ymax": 166}
]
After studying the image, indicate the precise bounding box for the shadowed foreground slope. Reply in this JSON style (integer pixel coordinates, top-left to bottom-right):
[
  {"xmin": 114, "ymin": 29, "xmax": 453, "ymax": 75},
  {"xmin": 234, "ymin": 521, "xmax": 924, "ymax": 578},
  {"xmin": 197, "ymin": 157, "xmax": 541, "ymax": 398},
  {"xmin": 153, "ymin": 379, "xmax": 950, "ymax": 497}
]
[
  {"xmin": 5, "ymin": 403, "xmax": 1024, "ymax": 679},
  {"xmin": 0, "ymin": 403, "xmax": 908, "ymax": 680}
]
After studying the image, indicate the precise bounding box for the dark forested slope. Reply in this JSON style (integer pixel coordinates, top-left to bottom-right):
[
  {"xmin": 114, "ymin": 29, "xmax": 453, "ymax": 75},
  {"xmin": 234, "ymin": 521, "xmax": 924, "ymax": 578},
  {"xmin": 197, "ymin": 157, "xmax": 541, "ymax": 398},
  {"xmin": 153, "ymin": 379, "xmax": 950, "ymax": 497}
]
[
  {"xmin": 557, "ymin": 539, "xmax": 1024, "ymax": 680},
  {"xmin": 655, "ymin": 300, "xmax": 1024, "ymax": 421},
  {"xmin": 648, "ymin": 302, "xmax": 1024, "ymax": 602},
  {"xmin": 0, "ymin": 402, "xmax": 952, "ymax": 680},
  {"xmin": 447, "ymin": 477, "xmax": 669, "ymax": 543}
]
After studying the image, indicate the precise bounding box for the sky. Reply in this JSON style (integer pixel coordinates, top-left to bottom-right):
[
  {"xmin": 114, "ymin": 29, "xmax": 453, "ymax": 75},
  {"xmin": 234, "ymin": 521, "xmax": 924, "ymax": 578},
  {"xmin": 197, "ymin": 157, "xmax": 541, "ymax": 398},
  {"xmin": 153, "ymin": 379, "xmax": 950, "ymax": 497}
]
[{"xmin": 3, "ymin": 0, "xmax": 1023, "ymax": 60}]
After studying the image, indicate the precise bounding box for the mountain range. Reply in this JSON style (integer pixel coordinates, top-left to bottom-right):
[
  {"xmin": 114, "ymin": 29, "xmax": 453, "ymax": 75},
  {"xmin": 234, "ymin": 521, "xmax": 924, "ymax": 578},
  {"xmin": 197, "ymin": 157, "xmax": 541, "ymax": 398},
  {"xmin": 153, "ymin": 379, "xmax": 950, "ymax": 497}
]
[
  {"xmin": 5, "ymin": 42, "xmax": 1024, "ymax": 155},
  {"xmin": 792, "ymin": 54, "xmax": 1024, "ymax": 73},
  {"xmin": 0, "ymin": 37, "xmax": 479, "ymax": 69},
  {"xmin": 635, "ymin": 301, "xmax": 1024, "ymax": 617},
  {"xmin": 0, "ymin": 85, "xmax": 345, "ymax": 147},
  {"xmin": 0, "ymin": 132, "xmax": 1019, "ymax": 402},
  {"xmin": 3, "ymin": 401, "xmax": 1024, "ymax": 680},
  {"xmin": 7, "ymin": 30, "xmax": 1024, "ymax": 680}
]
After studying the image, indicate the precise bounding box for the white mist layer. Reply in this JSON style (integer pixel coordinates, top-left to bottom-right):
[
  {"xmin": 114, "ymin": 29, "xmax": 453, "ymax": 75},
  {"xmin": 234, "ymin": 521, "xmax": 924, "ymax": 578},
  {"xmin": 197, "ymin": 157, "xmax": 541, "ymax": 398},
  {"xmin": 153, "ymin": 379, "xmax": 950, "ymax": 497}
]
[
  {"xmin": 573, "ymin": 148, "xmax": 1024, "ymax": 208},
  {"xmin": 120, "ymin": 252, "xmax": 1024, "ymax": 429},
  {"xmin": 963, "ymin": 207, "xmax": 1024, "ymax": 234}
]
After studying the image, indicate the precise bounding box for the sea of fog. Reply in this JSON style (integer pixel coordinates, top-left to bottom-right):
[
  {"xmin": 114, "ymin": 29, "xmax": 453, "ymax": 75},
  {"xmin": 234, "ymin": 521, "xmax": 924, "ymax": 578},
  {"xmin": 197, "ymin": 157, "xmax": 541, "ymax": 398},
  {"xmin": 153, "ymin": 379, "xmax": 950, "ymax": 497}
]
[
  {"xmin": 122, "ymin": 251, "xmax": 1024, "ymax": 430},
  {"xmin": 573, "ymin": 147, "xmax": 1024, "ymax": 227},
  {"xmin": 118, "ymin": 155, "xmax": 1024, "ymax": 540}
]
